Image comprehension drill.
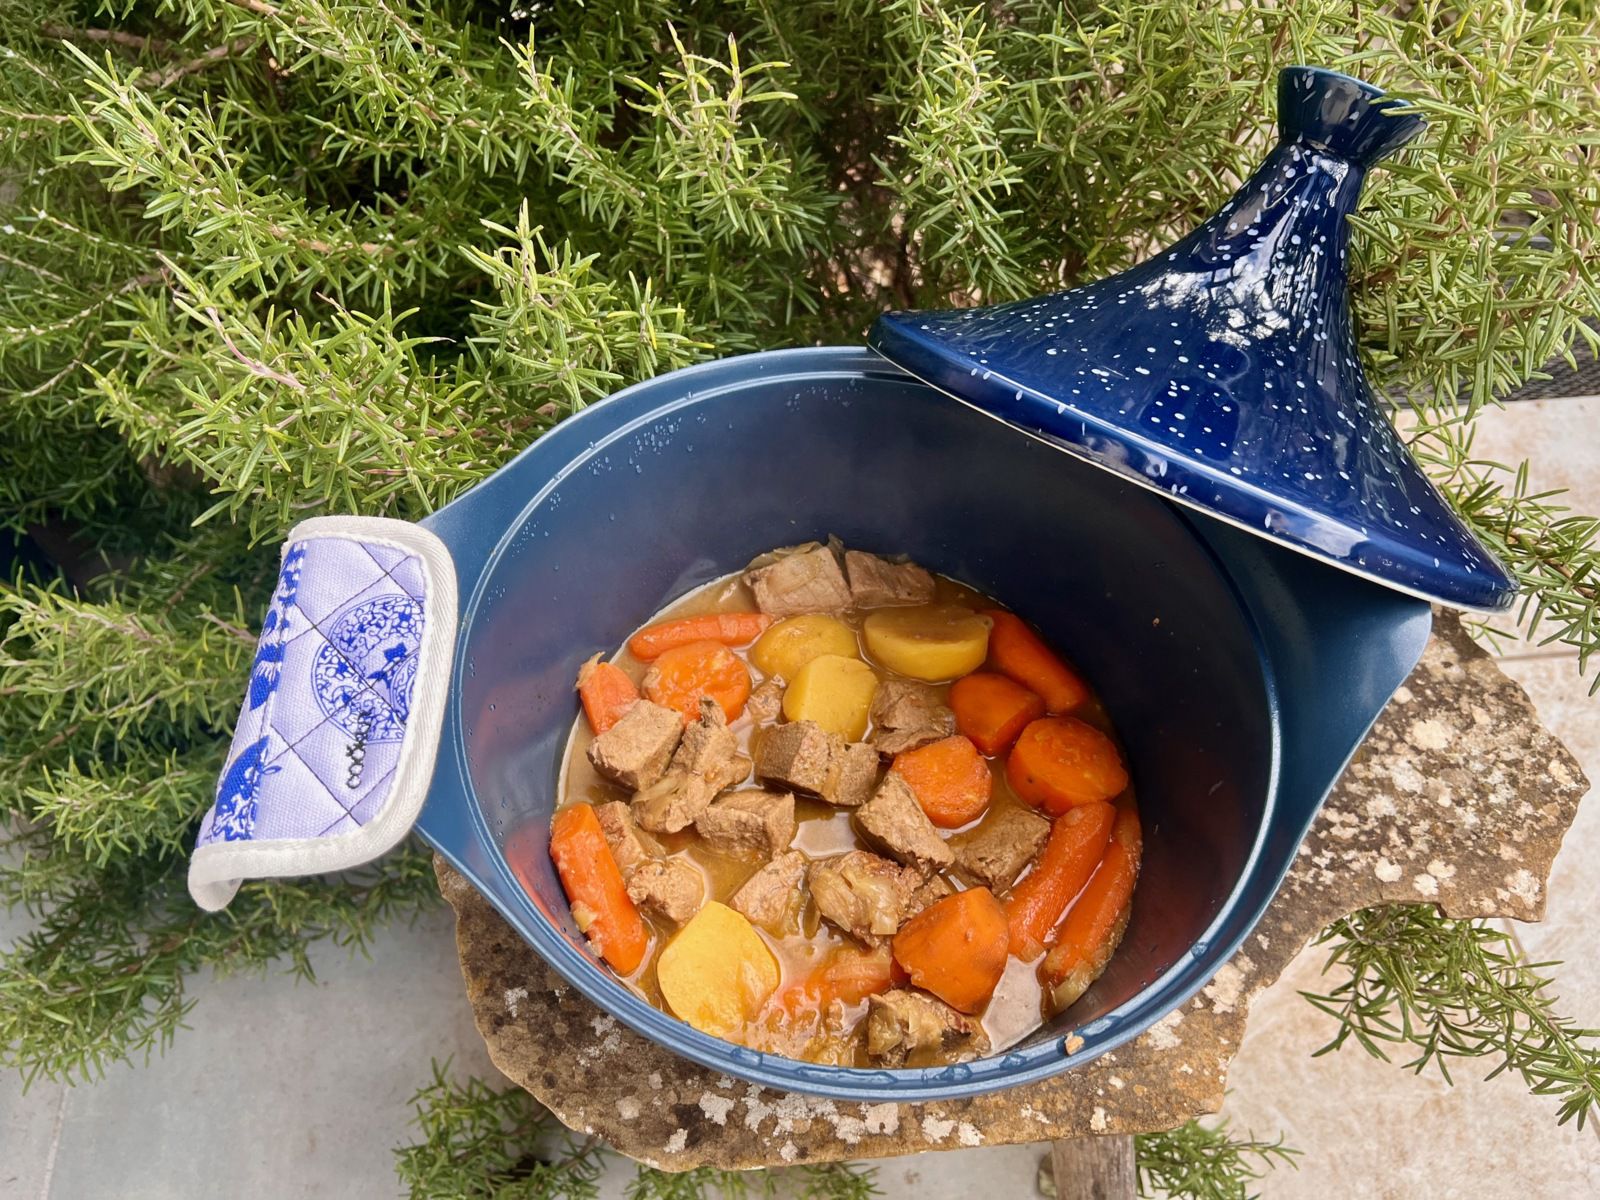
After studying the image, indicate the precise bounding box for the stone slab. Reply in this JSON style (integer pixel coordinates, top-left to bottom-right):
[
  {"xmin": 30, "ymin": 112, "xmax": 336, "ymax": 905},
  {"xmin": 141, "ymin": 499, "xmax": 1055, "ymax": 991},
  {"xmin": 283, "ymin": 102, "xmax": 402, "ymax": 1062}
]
[{"xmin": 435, "ymin": 613, "xmax": 1588, "ymax": 1170}]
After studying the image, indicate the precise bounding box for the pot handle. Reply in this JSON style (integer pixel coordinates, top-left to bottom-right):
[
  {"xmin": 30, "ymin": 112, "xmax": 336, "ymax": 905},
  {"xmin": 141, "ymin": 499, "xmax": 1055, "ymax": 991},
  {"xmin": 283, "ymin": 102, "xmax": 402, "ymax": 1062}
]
[{"xmin": 187, "ymin": 516, "xmax": 458, "ymax": 911}]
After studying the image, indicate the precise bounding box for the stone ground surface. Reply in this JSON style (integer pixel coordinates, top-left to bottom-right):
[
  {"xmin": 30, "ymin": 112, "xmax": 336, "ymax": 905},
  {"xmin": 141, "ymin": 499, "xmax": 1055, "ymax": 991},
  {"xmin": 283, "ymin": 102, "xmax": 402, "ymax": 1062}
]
[{"xmin": 1, "ymin": 396, "xmax": 1597, "ymax": 1198}]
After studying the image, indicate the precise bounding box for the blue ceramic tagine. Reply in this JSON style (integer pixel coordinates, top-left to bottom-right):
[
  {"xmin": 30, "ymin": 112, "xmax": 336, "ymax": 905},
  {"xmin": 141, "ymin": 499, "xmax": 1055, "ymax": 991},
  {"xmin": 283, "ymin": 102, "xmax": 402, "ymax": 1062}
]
[{"xmin": 871, "ymin": 66, "xmax": 1516, "ymax": 613}]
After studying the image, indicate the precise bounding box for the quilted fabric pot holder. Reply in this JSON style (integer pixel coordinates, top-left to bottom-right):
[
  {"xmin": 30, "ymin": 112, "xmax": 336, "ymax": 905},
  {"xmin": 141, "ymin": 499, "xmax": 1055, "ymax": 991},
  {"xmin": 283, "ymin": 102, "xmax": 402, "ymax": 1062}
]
[{"xmin": 188, "ymin": 516, "xmax": 457, "ymax": 911}]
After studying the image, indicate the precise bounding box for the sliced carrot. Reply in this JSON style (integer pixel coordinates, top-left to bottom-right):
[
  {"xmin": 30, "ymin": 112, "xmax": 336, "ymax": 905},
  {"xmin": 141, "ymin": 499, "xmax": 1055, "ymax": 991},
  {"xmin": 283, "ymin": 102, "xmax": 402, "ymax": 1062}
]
[
  {"xmin": 1004, "ymin": 801, "xmax": 1115, "ymax": 960},
  {"xmin": 891, "ymin": 886, "xmax": 1009, "ymax": 1013},
  {"xmin": 948, "ymin": 671, "xmax": 1046, "ymax": 756},
  {"xmin": 549, "ymin": 803, "xmax": 649, "ymax": 974},
  {"xmin": 1006, "ymin": 716, "xmax": 1129, "ymax": 815},
  {"xmin": 1041, "ymin": 805, "xmax": 1143, "ymax": 1010},
  {"xmin": 776, "ymin": 945, "xmax": 895, "ymax": 1019},
  {"xmin": 642, "ymin": 639, "xmax": 752, "ymax": 725},
  {"xmin": 982, "ymin": 610, "xmax": 1089, "ymax": 713},
  {"xmin": 892, "ymin": 735, "xmax": 992, "ymax": 829},
  {"xmin": 628, "ymin": 612, "xmax": 773, "ymax": 661},
  {"xmin": 576, "ymin": 655, "xmax": 639, "ymax": 734}
]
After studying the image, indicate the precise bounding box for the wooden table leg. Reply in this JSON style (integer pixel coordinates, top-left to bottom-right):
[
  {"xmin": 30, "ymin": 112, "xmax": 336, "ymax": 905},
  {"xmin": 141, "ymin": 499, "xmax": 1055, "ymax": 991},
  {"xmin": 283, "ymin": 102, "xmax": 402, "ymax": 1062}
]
[{"xmin": 1048, "ymin": 1135, "xmax": 1136, "ymax": 1200}]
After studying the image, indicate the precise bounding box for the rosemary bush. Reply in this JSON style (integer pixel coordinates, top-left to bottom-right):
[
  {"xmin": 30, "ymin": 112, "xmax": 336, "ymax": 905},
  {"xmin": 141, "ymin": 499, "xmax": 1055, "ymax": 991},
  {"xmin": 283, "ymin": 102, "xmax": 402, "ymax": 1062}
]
[{"xmin": 3, "ymin": 0, "xmax": 1599, "ymax": 1194}]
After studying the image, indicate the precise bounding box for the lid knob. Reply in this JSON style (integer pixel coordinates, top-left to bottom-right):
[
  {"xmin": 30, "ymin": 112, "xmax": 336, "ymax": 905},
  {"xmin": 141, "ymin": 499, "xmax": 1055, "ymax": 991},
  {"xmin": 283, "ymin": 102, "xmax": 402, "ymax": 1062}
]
[
  {"xmin": 1276, "ymin": 66, "xmax": 1425, "ymax": 165},
  {"xmin": 870, "ymin": 67, "xmax": 1515, "ymax": 613}
]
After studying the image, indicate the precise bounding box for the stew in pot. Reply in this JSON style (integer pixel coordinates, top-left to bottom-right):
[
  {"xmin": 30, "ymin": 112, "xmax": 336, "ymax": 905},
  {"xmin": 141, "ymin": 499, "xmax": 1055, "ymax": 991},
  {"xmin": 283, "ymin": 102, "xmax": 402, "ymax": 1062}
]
[{"xmin": 544, "ymin": 542, "xmax": 1141, "ymax": 1068}]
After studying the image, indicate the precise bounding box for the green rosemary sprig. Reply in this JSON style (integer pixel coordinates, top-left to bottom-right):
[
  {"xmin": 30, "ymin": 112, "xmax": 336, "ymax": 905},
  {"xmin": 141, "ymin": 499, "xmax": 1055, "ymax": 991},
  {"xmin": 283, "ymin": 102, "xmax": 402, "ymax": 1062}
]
[
  {"xmin": 1304, "ymin": 905, "xmax": 1600, "ymax": 1128},
  {"xmin": 1133, "ymin": 1119, "xmax": 1300, "ymax": 1200}
]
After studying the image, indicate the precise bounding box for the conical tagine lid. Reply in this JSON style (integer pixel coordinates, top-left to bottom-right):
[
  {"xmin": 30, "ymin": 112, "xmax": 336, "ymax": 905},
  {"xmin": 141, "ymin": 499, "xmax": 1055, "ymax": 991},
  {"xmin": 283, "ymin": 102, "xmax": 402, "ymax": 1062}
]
[{"xmin": 870, "ymin": 67, "xmax": 1516, "ymax": 613}]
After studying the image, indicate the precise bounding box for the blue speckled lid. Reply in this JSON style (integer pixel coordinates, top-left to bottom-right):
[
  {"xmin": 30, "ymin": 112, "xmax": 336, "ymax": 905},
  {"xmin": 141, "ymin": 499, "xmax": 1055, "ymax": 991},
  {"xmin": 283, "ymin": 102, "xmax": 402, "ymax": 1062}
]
[{"xmin": 870, "ymin": 67, "xmax": 1516, "ymax": 613}]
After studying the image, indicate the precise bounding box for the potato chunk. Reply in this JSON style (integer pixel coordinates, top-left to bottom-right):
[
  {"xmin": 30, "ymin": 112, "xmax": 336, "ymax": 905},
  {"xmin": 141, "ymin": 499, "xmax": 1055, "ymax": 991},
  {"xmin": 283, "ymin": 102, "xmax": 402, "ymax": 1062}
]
[
  {"xmin": 750, "ymin": 614, "xmax": 859, "ymax": 682},
  {"xmin": 862, "ymin": 605, "xmax": 992, "ymax": 682},
  {"xmin": 782, "ymin": 654, "xmax": 879, "ymax": 741},
  {"xmin": 656, "ymin": 902, "xmax": 780, "ymax": 1039}
]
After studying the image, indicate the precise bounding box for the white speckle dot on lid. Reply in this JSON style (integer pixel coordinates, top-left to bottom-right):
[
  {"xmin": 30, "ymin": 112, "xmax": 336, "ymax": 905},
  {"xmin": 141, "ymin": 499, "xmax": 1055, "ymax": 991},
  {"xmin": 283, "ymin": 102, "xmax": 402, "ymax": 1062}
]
[
  {"xmin": 1046, "ymin": 348, "xmax": 1058, "ymax": 355},
  {"xmin": 1135, "ymin": 366, "xmax": 1150, "ymax": 375}
]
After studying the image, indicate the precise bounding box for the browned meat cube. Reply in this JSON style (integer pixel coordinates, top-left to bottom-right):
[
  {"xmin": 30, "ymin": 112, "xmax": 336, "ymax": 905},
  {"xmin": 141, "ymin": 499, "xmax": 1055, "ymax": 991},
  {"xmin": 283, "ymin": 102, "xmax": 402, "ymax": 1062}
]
[
  {"xmin": 864, "ymin": 990, "xmax": 989, "ymax": 1067},
  {"xmin": 820, "ymin": 740, "xmax": 881, "ymax": 808},
  {"xmin": 744, "ymin": 545, "xmax": 851, "ymax": 616},
  {"xmin": 754, "ymin": 720, "xmax": 835, "ymax": 795},
  {"xmin": 869, "ymin": 679, "xmax": 956, "ymax": 758},
  {"xmin": 844, "ymin": 551, "xmax": 936, "ymax": 608},
  {"xmin": 694, "ymin": 790, "xmax": 797, "ymax": 857},
  {"xmin": 625, "ymin": 858, "xmax": 704, "ymax": 926},
  {"xmin": 855, "ymin": 773, "xmax": 954, "ymax": 874},
  {"xmin": 746, "ymin": 679, "xmax": 784, "ymax": 724},
  {"xmin": 907, "ymin": 871, "xmax": 954, "ymax": 917},
  {"xmin": 955, "ymin": 808, "xmax": 1052, "ymax": 891},
  {"xmin": 593, "ymin": 801, "xmax": 652, "ymax": 876},
  {"xmin": 632, "ymin": 699, "xmax": 751, "ymax": 833},
  {"xmin": 808, "ymin": 850, "xmax": 920, "ymax": 943},
  {"xmin": 730, "ymin": 850, "xmax": 808, "ymax": 932},
  {"xmin": 587, "ymin": 699, "xmax": 682, "ymax": 791}
]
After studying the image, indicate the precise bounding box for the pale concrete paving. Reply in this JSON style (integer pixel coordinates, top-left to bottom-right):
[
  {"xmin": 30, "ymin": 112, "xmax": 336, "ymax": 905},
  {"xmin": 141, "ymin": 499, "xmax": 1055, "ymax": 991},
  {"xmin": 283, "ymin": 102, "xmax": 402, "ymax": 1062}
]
[{"xmin": 3, "ymin": 398, "xmax": 1596, "ymax": 1198}]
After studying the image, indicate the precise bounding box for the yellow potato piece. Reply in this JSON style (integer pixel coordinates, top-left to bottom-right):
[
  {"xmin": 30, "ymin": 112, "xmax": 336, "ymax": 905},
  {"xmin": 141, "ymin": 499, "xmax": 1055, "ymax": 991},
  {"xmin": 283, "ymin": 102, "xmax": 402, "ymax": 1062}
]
[
  {"xmin": 656, "ymin": 902, "xmax": 780, "ymax": 1040},
  {"xmin": 782, "ymin": 654, "xmax": 879, "ymax": 740},
  {"xmin": 750, "ymin": 614, "xmax": 859, "ymax": 681},
  {"xmin": 862, "ymin": 605, "xmax": 993, "ymax": 682}
]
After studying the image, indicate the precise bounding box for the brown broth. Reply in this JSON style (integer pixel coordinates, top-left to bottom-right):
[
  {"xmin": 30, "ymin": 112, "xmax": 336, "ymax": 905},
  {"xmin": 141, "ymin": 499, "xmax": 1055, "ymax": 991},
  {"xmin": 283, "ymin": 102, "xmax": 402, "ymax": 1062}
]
[{"xmin": 552, "ymin": 564, "xmax": 1135, "ymax": 1066}]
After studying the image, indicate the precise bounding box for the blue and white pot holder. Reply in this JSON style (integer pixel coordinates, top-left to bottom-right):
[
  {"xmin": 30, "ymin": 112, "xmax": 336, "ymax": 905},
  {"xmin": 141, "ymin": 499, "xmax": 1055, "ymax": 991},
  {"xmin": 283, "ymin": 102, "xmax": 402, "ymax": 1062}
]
[{"xmin": 188, "ymin": 517, "xmax": 457, "ymax": 911}]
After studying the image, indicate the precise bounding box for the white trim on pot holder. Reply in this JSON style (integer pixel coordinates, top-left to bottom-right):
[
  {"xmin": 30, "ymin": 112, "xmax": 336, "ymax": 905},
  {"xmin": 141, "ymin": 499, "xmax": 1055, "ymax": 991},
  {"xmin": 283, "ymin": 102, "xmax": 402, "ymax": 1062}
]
[{"xmin": 188, "ymin": 516, "xmax": 457, "ymax": 912}]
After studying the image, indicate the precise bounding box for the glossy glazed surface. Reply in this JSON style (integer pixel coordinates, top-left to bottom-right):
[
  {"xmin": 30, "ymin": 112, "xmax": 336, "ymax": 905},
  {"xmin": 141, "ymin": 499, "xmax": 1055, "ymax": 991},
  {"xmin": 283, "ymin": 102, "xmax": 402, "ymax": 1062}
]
[
  {"xmin": 871, "ymin": 67, "xmax": 1515, "ymax": 612},
  {"xmin": 411, "ymin": 346, "xmax": 1436, "ymax": 1102}
]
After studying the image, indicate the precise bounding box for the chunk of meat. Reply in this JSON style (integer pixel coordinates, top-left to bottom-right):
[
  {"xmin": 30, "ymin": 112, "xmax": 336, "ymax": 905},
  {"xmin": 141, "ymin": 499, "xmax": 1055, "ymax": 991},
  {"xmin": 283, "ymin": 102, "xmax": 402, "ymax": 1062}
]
[
  {"xmin": 855, "ymin": 773, "xmax": 955, "ymax": 873},
  {"xmin": 955, "ymin": 808, "xmax": 1052, "ymax": 891},
  {"xmin": 907, "ymin": 872, "xmax": 954, "ymax": 917},
  {"xmin": 747, "ymin": 679, "xmax": 784, "ymax": 723},
  {"xmin": 587, "ymin": 699, "xmax": 683, "ymax": 791},
  {"xmin": 755, "ymin": 720, "xmax": 837, "ymax": 795},
  {"xmin": 593, "ymin": 801, "xmax": 653, "ymax": 876},
  {"xmin": 821, "ymin": 740, "xmax": 881, "ymax": 809},
  {"xmin": 869, "ymin": 679, "xmax": 956, "ymax": 758},
  {"xmin": 730, "ymin": 850, "xmax": 808, "ymax": 932},
  {"xmin": 844, "ymin": 551, "xmax": 936, "ymax": 609},
  {"xmin": 744, "ymin": 545, "xmax": 852, "ymax": 617},
  {"xmin": 756, "ymin": 720, "xmax": 880, "ymax": 808},
  {"xmin": 694, "ymin": 790, "xmax": 797, "ymax": 857},
  {"xmin": 864, "ymin": 989, "xmax": 989, "ymax": 1067},
  {"xmin": 808, "ymin": 850, "xmax": 920, "ymax": 944},
  {"xmin": 625, "ymin": 858, "xmax": 705, "ymax": 926},
  {"xmin": 632, "ymin": 699, "xmax": 751, "ymax": 833}
]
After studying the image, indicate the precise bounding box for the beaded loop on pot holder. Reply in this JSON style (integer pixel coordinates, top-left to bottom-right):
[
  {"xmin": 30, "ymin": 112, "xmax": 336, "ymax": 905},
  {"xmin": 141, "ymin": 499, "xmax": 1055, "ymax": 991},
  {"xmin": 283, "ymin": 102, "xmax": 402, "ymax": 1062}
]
[{"xmin": 188, "ymin": 516, "xmax": 457, "ymax": 912}]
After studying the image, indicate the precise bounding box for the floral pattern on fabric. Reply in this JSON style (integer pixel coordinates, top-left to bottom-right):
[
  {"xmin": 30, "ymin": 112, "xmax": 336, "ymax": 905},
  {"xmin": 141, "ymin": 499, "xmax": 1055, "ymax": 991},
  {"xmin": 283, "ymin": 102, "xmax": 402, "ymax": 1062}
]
[
  {"xmin": 311, "ymin": 595, "xmax": 423, "ymax": 741},
  {"xmin": 195, "ymin": 535, "xmax": 428, "ymax": 849}
]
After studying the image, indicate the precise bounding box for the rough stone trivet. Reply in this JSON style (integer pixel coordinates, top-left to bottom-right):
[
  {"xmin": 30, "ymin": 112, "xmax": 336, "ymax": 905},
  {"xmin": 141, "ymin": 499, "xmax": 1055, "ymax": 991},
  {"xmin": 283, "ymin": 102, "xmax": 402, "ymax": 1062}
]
[{"xmin": 434, "ymin": 613, "xmax": 1588, "ymax": 1170}]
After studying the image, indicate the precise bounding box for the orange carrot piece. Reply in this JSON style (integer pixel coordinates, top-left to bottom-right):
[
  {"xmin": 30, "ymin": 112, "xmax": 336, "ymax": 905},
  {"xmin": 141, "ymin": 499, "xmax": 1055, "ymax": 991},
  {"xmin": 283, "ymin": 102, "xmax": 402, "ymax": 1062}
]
[
  {"xmin": 628, "ymin": 612, "xmax": 773, "ymax": 661},
  {"xmin": 576, "ymin": 655, "xmax": 639, "ymax": 734},
  {"xmin": 776, "ymin": 945, "xmax": 895, "ymax": 1018},
  {"xmin": 1006, "ymin": 716, "xmax": 1129, "ymax": 815},
  {"xmin": 549, "ymin": 803, "xmax": 649, "ymax": 974},
  {"xmin": 642, "ymin": 639, "xmax": 752, "ymax": 725},
  {"xmin": 892, "ymin": 886, "xmax": 1010, "ymax": 1013},
  {"xmin": 1004, "ymin": 801, "xmax": 1115, "ymax": 960},
  {"xmin": 1041, "ymin": 805, "xmax": 1143, "ymax": 1009},
  {"xmin": 892, "ymin": 735, "xmax": 993, "ymax": 828},
  {"xmin": 948, "ymin": 671, "xmax": 1046, "ymax": 756},
  {"xmin": 982, "ymin": 610, "xmax": 1089, "ymax": 713}
]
